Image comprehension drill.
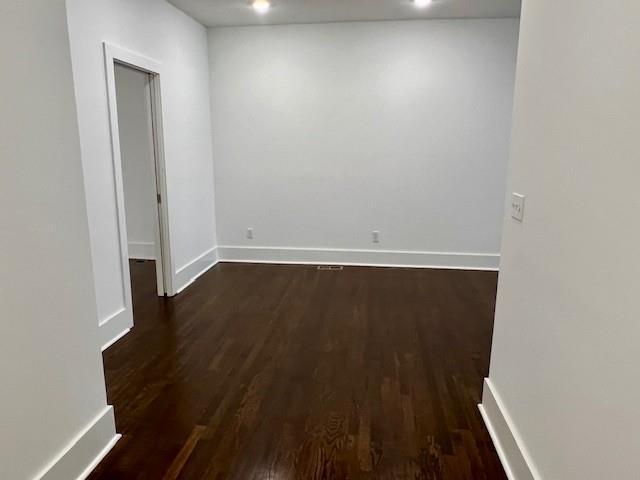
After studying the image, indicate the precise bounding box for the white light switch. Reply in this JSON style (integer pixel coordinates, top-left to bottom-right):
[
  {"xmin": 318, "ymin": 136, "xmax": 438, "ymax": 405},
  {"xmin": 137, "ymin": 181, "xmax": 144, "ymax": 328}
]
[
  {"xmin": 372, "ymin": 231, "xmax": 380, "ymax": 243},
  {"xmin": 511, "ymin": 193, "xmax": 525, "ymax": 222},
  {"xmin": 246, "ymin": 227, "xmax": 254, "ymax": 240}
]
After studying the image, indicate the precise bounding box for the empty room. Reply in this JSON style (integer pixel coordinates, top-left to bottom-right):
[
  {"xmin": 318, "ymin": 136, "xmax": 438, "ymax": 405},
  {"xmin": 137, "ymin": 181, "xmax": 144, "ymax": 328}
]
[{"xmin": 2, "ymin": 0, "xmax": 639, "ymax": 479}]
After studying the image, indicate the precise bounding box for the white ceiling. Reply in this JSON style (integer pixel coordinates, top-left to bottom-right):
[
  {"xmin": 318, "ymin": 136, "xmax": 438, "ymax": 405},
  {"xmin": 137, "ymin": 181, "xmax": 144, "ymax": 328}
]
[{"xmin": 168, "ymin": 0, "xmax": 521, "ymax": 28}]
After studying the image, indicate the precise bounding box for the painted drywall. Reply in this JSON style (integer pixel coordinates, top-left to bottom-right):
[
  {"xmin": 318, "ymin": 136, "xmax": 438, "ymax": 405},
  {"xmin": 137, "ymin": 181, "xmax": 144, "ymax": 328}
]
[
  {"xmin": 0, "ymin": 1, "xmax": 116, "ymax": 478},
  {"xmin": 209, "ymin": 19, "xmax": 519, "ymax": 268},
  {"xmin": 115, "ymin": 64, "xmax": 158, "ymax": 260},
  {"xmin": 484, "ymin": 0, "xmax": 640, "ymax": 478},
  {"xmin": 66, "ymin": 0, "xmax": 217, "ymax": 341}
]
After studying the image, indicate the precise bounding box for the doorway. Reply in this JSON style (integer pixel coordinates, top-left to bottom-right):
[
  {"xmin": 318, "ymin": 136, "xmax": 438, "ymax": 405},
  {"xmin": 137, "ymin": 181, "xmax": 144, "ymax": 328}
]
[
  {"xmin": 104, "ymin": 43, "xmax": 174, "ymax": 321},
  {"xmin": 114, "ymin": 63, "xmax": 166, "ymax": 297}
]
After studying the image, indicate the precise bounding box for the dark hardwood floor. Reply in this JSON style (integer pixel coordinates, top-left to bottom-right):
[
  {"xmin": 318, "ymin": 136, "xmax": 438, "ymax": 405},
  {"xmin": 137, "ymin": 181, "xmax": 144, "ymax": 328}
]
[{"xmin": 89, "ymin": 260, "xmax": 505, "ymax": 480}]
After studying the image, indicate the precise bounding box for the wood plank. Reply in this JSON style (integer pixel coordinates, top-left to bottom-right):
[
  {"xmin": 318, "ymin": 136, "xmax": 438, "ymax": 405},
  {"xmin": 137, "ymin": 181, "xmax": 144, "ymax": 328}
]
[{"xmin": 88, "ymin": 260, "xmax": 506, "ymax": 479}]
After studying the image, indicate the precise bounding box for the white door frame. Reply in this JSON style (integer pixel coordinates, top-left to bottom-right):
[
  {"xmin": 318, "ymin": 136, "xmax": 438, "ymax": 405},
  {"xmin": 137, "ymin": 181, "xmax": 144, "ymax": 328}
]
[{"xmin": 103, "ymin": 42, "xmax": 175, "ymax": 304}]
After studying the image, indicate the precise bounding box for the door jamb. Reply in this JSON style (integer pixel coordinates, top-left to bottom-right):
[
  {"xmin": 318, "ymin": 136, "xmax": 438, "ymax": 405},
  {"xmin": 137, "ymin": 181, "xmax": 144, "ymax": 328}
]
[{"xmin": 103, "ymin": 42, "xmax": 175, "ymax": 305}]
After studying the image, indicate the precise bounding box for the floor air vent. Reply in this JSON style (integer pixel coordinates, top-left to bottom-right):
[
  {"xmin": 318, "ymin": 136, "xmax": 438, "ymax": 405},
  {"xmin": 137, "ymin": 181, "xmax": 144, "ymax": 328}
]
[{"xmin": 317, "ymin": 265, "xmax": 344, "ymax": 271}]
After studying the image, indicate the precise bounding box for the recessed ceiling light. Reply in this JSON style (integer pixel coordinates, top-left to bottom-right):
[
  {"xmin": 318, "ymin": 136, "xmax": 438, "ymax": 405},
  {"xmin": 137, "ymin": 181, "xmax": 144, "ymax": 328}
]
[
  {"xmin": 252, "ymin": 0, "xmax": 271, "ymax": 14},
  {"xmin": 413, "ymin": 0, "xmax": 433, "ymax": 8}
]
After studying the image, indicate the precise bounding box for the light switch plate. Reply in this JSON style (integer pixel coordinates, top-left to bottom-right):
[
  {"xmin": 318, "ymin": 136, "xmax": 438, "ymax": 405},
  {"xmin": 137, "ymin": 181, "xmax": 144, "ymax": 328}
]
[{"xmin": 511, "ymin": 193, "xmax": 525, "ymax": 222}]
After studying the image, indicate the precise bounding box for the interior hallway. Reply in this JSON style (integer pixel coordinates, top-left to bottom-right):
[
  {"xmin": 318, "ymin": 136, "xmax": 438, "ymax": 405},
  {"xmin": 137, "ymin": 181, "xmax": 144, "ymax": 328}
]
[{"xmin": 89, "ymin": 261, "xmax": 505, "ymax": 479}]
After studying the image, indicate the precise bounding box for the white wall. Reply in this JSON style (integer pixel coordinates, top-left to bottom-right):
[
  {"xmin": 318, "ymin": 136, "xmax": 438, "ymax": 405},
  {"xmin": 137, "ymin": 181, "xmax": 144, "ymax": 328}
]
[
  {"xmin": 115, "ymin": 64, "xmax": 158, "ymax": 260},
  {"xmin": 482, "ymin": 0, "xmax": 640, "ymax": 478},
  {"xmin": 209, "ymin": 19, "xmax": 519, "ymax": 268},
  {"xmin": 66, "ymin": 0, "xmax": 218, "ymax": 345},
  {"xmin": 0, "ymin": 1, "xmax": 116, "ymax": 478}
]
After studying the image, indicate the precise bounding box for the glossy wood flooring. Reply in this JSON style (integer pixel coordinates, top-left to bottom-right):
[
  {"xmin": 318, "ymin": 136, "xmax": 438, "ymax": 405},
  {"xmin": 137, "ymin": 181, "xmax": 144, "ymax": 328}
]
[{"xmin": 89, "ymin": 261, "xmax": 506, "ymax": 480}]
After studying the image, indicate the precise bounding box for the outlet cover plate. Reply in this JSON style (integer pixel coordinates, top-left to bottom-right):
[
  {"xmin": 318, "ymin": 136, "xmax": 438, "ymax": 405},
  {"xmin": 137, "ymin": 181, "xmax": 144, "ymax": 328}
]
[{"xmin": 511, "ymin": 193, "xmax": 525, "ymax": 222}]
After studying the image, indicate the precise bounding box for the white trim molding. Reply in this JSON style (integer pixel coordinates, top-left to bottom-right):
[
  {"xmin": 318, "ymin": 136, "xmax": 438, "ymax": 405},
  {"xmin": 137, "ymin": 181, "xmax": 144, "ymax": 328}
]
[
  {"xmin": 101, "ymin": 327, "xmax": 131, "ymax": 352},
  {"xmin": 479, "ymin": 378, "xmax": 539, "ymax": 480},
  {"xmin": 128, "ymin": 242, "xmax": 156, "ymax": 260},
  {"xmin": 217, "ymin": 246, "xmax": 500, "ymax": 271},
  {"xmin": 35, "ymin": 406, "xmax": 120, "ymax": 480},
  {"xmin": 103, "ymin": 41, "xmax": 175, "ymax": 303},
  {"xmin": 174, "ymin": 247, "xmax": 219, "ymax": 294},
  {"xmin": 98, "ymin": 307, "xmax": 132, "ymax": 350}
]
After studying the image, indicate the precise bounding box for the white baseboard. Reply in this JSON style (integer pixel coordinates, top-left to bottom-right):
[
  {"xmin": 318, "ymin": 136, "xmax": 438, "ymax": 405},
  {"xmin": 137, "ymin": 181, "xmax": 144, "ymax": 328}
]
[
  {"xmin": 174, "ymin": 246, "xmax": 219, "ymax": 294},
  {"xmin": 479, "ymin": 378, "xmax": 538, "ymax": 480},
  {"xmin": 35, "ymin": 406, "xmax": 120, "ymax": 480},
  {"xmin": 127, "ymin": 241, "xmax": 155, "ymax": 260},
  {"xmin": 98, "ymin": 307, "xmax": 133, "ymax": 351},
  {"xmin": 101, "ymin": 328, "xmax": 131, "ymax": 352},
  {"xmin": 217, "ymin": 246, "xmax": 500, "ymax": 271}
]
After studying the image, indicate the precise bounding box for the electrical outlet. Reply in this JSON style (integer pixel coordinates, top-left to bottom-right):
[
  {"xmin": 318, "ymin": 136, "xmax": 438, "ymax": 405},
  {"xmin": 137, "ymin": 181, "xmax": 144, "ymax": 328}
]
[
  {"xmin": 372, "ymin": 230, "xmax": 380, "ymax": 244},
  {"xmin": 246, "ymin": 227, "xmax": 254, "ymax": 240},
  {"xmin": 511, "ymin": 193, "xmax": 525, "ymax": 222}
]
